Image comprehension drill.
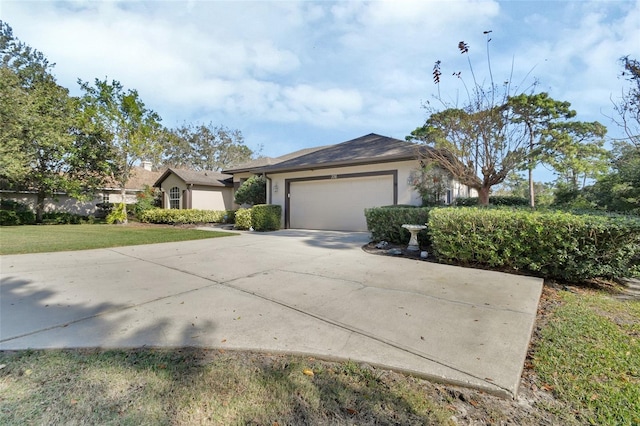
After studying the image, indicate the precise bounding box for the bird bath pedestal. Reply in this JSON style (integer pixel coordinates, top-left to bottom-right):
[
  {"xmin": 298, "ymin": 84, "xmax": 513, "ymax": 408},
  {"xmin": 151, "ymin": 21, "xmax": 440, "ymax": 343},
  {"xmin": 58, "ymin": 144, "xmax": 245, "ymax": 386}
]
[{"xmin": 401, "ymin": 224, "xmax": 427, "ymax": 252}]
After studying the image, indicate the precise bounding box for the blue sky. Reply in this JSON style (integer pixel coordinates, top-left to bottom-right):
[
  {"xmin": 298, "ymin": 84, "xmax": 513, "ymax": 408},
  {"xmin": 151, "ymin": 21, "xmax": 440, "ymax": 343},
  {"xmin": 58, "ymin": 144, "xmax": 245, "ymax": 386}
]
[{"xmin": 1, "ymin": 0, "xmax": 639, "ymax": 181}]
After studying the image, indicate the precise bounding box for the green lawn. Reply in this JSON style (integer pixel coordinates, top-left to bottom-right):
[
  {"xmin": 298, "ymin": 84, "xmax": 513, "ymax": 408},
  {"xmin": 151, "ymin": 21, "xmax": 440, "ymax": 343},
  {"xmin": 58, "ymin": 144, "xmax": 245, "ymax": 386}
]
[
  {"xmin": 0, "ymin": 224, "xmax": 236, "ymax": 255},
  {"xmin": 534, "ymin": 289, "xmax": 640, "ymax": 425}
]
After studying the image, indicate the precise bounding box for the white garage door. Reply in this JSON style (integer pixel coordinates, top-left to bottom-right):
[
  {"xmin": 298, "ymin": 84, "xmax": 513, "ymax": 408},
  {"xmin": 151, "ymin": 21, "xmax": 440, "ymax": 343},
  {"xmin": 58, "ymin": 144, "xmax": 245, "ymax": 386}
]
[{"xmin": 289, "ymin": 175, "xmax": 394, "ymax": 231}]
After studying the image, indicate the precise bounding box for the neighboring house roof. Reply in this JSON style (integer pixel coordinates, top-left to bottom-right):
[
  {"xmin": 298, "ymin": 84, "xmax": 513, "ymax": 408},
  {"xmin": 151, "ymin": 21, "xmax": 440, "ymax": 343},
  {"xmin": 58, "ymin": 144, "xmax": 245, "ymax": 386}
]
[
  {"xmin": 153, "ymin": 168, "xmax": 233, "ymax": 188},
  {"xmin": 251, "ymin": 133, "xmax": 427, "ymax": 174},
  {"xmin": 122, "ymin": 167, "xmax": 163, "ymax": 190},
  {"xmin": 222, "ymin": 145, "xmax": 333, "ymax": 174}
]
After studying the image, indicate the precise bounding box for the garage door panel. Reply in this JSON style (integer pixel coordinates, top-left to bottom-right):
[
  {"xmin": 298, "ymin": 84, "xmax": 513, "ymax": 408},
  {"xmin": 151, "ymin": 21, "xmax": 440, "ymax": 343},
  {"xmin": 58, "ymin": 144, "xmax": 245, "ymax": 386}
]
[{"xmin": 289, "ymin": 175, "xmax": 393, "ymax": 231}]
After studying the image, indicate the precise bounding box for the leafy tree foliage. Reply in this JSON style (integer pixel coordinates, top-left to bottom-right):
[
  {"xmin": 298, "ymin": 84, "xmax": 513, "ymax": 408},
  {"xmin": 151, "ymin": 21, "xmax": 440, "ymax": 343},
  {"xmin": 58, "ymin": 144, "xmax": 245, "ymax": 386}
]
[
  {"xmin": 586, "ymin": 141, "xmax": 640, "ymax": 213},
  {"xmin": 582, "ymin": 57, "xmax": 640, "ymax": 213},
  {"xmin": 493, "ymin": 171, "xmax": 554, "ymax": 206},
  {"xmin": 541, "ymin": 121, "xmax": 609, "ymax": 190},
  {"xmin": 408, "ymin": 37, "xmax": 533, "ymax": 205},
  {"xmin": 409, "ymin": 35, "xmax": 610, "ymax": 208},
  {"xmin": 410, "ymin": 163, "xmax": 451, "ymax": 206},
  {"xmin": 161, "ymin": 123, "xmax": 253, "ymax": 171},
  {"xmin": 234, "ymin": 175, "xmax": 266, "ymax": 206},
  {"xmin": 79, "ymin": 78, "xmax": 162, "ymax": 223},
  {"xmin": 507, "ymin": 92, "xmax": 576, "ymax": 207},
  {"xmin": 0, "ymin": 21, "xmax": 112, "ymax": 222},
  {"xmin": 0, "ymin": 65, "xmax": 30, "ymax": 181}
]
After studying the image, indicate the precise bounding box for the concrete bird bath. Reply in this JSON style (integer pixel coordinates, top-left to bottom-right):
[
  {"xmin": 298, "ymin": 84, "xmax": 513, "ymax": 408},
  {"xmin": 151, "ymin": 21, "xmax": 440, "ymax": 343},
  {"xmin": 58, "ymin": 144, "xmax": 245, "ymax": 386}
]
[{"xmin": 401, "ymin": 224, "xmax": 427, "ymax": 252}]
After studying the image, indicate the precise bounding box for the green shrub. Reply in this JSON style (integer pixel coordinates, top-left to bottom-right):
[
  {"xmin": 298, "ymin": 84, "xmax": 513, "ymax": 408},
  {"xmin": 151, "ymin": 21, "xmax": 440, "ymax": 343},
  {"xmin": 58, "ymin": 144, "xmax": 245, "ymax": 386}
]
[
  {"xmin": 428, "ymin": 207, "xmax": 640, "ymax": 281},
  {"xmin": 95, "ymin": 202, "xmax": 113, "ymax": 218},
  {"xmin": 0, "ymin": 209, "xmax": 35, "ymax": 226},
  {"xmin": 1, "ymin": 199, "xmax": 30, "ymax": 212},
  {"xmin": 235, "ymin": 208, "xmax": 252, "ymax": 230},
  {"xmin": 234, "ymin": 175, "xmax": 266, "ymax": 205},
  {"xmin": 42, "ymin": 212, "xmax": 84, "ymax": 224},
  {"xmin": 365, "ymin": 206, "xmax": 431, "ymax": 245},
  {"xmin": 106, "ymin": 203, "xmax": 127, "ymax": 224},
  {"xmin": 251, "ymin": 204, "xmax": 281, "ymax": 231},
  {"xmin": 134, "ymin": 186, "xmax": 161, "ymax": 218},
  {"xmin": 0, "ymin": 210, "xmax": 19, "ymax": 226},
  {"xmin": 454, "ymin": 196, "xmax": 530, "ymax": 207},
  {"xmin": 0, "ymin": 199, "xmax": 35, "ymax": 225},
  {"xmin": 139, "ymin": 208, "xmax": 234, "ymax": 225}
]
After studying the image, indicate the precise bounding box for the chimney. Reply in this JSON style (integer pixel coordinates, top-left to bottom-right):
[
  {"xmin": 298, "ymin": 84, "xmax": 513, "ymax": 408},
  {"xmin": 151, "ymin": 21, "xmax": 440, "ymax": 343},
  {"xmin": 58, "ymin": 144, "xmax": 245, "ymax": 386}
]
[{"xmin": 141, "ymin": 161, "xmax": 153, "ymax": 171}]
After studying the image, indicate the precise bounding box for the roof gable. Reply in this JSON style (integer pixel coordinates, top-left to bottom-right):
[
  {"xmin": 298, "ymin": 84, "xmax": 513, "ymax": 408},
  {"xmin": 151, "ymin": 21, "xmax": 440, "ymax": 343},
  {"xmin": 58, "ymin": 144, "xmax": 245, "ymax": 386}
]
[
  {"xmin": 260, "ymin": 133, "xmax": 423, "ymax": 173},
  {"xmin": 154, "ymin": 168, "xmax": 233, "ymax": 188}
]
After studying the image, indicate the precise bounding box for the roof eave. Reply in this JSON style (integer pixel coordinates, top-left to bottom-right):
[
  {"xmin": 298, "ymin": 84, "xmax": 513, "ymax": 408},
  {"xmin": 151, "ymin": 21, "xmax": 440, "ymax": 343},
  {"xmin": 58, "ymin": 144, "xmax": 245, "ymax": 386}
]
[{"xmin": 259, "ymin": 154, "xmax": 420, "ymax": 174}]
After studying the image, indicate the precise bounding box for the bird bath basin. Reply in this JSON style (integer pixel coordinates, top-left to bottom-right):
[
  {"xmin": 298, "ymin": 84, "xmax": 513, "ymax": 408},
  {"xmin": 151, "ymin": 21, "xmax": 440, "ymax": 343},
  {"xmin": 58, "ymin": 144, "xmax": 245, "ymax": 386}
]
[{"xmin": 401, "ymin": 224, "xmax": 427, "ymax": 252}]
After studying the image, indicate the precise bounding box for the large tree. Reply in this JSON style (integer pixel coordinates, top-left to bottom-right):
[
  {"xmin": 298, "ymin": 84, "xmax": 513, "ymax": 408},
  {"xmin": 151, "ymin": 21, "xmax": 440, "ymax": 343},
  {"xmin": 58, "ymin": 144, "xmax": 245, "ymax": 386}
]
[
  {"xmin": 541, "ymin": 121, "xmax": 609, "ymax": 190},
  {"xmin": 0, "ymin": 21, "xmax": 112, "ymax": 222},
  {"xmin": 507, "ymin": 92, "xmax": 576, "ymax": 207},
  {"xmin": 588, "ymin": 56, "xmax": 640, "ymax": 213},
  {"xmin": 0, "ymin": 66, "xmax": 30, "ymax": 181},
  {"xmin": 79, "ymin": 78, "xmax": 162, "ymax": 223},
  {"xmin": 408, "ymin": 38, "xmax": 529, "ymax": 205},
  {"xmin": 612, "ymin": 56, "xmax": 639, "ymax": 148},
  {"xmin": 409, "ymin": 104, "xmax": 523, "ymax": 205},
  {"xmin": 587, "ymin": 141, "xmax": 639, "ymax": 212},
  {"xmin": 161, "ymin": 123, "xmax": 253, "ymax": 171}
]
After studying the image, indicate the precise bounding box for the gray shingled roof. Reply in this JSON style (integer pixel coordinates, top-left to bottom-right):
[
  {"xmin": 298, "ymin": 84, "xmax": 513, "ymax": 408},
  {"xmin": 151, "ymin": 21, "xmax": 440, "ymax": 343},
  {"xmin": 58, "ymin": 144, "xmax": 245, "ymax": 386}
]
[
  {"xmin": 259, "ymin": 133, "xmax": 425, "ymax": 173},
  {"xmin": 153, "ymin": 168, "xmax": 233, "ymax": 188},
  {"xmin": 223, "ymin": 145, "xmax": 333, "ymax": 174}
]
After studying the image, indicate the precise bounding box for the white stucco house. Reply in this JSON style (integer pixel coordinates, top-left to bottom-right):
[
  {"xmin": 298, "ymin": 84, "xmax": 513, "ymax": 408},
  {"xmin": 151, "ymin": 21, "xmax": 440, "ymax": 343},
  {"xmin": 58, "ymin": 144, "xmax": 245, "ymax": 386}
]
[
  {"xmin": 224, "ymin": 133, "xmax": 476, "ymax": 232},
  {"xmin": 153, "ymin": 168, "xmax": 234, "ymax": 211}
]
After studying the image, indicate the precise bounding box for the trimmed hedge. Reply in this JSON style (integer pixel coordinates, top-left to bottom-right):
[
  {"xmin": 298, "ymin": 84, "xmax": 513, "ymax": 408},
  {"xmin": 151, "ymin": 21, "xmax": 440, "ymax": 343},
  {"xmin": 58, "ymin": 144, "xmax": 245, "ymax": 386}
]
[
  {"xmin": 0, "ymin": 210, "xmax": 35, "ymax": 226},
  {"xmin": 428, "ymin": 207, "xmax": 640, "ymax": 281},
  {"xmin": 42, "ymin": 212, "xmax": 91, "ymax": 225},
  {"xmin": 251, "ymin": 204, "xmax": 281, "ymax": 231},
  {"xmin": 139, "ymin": 209, "xmax": 235, "ymax": 225},
  {"xmin": 455, "ymin": 196, "xmax": 530, "ymax": 207},
  {"xmin": 235, "ymin": 208, "xmax": 252, "ymax": 230},
  {"xmin": 1, "ymin": 199, "xmax": 35, "ymax": 225},
  {"xmin": 365, "ymin": 206, "xmax": 431, "ymax": 245}
]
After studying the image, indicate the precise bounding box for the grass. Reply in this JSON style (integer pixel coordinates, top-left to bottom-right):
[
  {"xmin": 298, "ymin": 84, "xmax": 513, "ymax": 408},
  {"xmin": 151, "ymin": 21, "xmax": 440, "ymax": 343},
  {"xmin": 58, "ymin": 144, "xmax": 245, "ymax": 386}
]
[
  {"xmin": 0, "ymin": 224, "xmax": 236, "ymax": 255},
  {"xmin": 534, "ymin": 289, "xmax": 640, "ymax": 425},
  {"xmin": 0, "ymin": 349, "xmax": 454, "ymax": 425}
]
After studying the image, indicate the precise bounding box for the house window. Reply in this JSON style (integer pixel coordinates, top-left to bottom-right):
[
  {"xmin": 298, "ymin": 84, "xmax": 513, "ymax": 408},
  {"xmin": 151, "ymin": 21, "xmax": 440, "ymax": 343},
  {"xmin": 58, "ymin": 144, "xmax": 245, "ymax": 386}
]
[
  {"xmin": 169, "ymin": 187, "xmax": 181, "ymax": 209},
  {"xmin": 102, "ymin": 193, "xmax": 110, "ymax": 204}
]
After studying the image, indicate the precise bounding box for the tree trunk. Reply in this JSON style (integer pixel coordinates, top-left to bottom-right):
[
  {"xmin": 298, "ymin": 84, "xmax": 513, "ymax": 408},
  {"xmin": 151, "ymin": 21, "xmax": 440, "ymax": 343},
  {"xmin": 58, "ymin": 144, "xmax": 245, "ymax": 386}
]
[
  {"xmin": 478, "ymin": 186, "xmax": 490, "ymax": 206},
  {"xmin": 120, "ymin": 187, "xmax": 128, "ymax": 224},
  {"xmin": 528, "ymin": 166, "xmax": 535, "ymax": 209},
  {"xmin": 36, "ymin": 191, "xmax": 45, "ymax": 223},
  {"xmin": 528, "ymin": 133, "xmax": 535, "ymax": 209}
]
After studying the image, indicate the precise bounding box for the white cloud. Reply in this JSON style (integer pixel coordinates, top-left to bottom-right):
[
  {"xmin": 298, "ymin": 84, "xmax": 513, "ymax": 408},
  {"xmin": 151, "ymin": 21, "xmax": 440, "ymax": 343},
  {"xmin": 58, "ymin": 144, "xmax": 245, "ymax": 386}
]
[{"xmin": 2, "ymin": 0, "xmax": 638, "ymax": 160}]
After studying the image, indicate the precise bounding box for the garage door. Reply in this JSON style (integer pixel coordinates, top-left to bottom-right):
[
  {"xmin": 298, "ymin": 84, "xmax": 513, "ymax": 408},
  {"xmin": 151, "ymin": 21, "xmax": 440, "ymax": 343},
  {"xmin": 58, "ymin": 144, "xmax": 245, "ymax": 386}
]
[{"xmin": 289, "ymin": 174, "xmax": 394, "ymax": 231}]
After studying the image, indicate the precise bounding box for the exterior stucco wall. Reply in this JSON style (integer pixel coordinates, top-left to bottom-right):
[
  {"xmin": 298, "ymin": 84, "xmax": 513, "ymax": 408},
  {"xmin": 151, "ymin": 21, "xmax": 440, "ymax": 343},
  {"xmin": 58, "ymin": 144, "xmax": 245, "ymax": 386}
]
[
  {"xmin": 102, "ymin": 191, "xmax": 139, "ymax": 204},
  {"xmin": 157, "ymin": 173, "xmax": 233, "ymax": 210},
  {"xmin": 191, "ymin": 185, "xmax": 233, "ymax": 210},
  {"xmin": 0, "ymin": 191, "xmax": 103, "ymax": 215},
  {"xmin": 230, "ymin": 161, "xmax": 477, "ymax": 229},
  {"xmin": 158, "ymin": 173, "xmax": 186, "ymax": 209}
]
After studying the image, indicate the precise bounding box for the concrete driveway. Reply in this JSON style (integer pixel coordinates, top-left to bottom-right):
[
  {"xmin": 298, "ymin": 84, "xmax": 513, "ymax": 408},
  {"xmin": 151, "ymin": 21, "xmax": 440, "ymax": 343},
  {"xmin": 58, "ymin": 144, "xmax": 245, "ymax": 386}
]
[{"xmin": 0, "ymin": 229, "xmax": 543, "ymax": 398}]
